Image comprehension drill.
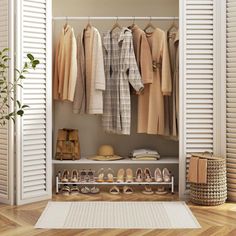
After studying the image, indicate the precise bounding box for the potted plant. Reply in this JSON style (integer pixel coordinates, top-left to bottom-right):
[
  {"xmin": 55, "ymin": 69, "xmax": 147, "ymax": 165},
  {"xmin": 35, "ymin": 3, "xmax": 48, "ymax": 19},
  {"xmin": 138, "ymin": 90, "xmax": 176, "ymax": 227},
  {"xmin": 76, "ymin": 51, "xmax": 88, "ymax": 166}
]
[{"xmin": 0, "ymin": 48, "xmax": 39, "ymax": 126}]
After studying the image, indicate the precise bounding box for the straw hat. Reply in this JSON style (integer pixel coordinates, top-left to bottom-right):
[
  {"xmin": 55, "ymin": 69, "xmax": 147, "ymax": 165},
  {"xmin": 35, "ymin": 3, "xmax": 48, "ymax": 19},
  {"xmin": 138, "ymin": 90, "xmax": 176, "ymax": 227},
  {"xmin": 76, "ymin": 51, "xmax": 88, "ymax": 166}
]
[{"xmin": 88, "ymin": 145, "xmax": 124, "ymax": 161}]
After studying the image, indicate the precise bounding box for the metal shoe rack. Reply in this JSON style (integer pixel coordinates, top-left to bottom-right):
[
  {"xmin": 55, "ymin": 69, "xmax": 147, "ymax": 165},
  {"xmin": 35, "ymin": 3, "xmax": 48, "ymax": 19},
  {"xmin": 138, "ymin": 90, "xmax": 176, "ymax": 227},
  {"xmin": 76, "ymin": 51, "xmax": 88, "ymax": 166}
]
[{"xmin": 55, "ymin": 176, "xmax": 175, "ymax": 194}]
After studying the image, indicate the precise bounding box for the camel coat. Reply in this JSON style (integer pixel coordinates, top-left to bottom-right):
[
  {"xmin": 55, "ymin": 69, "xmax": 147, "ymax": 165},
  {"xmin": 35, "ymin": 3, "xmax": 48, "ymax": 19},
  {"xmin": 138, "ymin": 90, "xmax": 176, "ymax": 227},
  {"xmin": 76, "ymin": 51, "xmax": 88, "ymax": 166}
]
[
  {"xmin": 53, "ymin": 25, "xmax": 77, "ymax": 101},
  {"xmin": 73, "ymin": 26, "xmax": 106, "ymax": 114},
  {"xmin": 138, "ymin": 28, "xmax": 172, "ymax": 135},
  {"xmin": 166, "ymin": 27, "xmax": 179, "ymax": 137},
  {"xmin": 129, "ymin": 25, "xmax": 153, "ymax": 133}
]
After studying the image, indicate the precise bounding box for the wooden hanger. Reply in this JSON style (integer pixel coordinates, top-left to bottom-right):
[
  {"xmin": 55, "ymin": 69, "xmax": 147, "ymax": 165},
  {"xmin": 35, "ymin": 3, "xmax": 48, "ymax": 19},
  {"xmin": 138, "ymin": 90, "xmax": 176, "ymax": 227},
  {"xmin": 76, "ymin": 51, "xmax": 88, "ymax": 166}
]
[
  {"xmin": 144, "ymin": 17, "xmax": 155, "ymax": 33},
  {"xmin": 111, "ymin": 17, "xmax": 122, "ymax": 32}
]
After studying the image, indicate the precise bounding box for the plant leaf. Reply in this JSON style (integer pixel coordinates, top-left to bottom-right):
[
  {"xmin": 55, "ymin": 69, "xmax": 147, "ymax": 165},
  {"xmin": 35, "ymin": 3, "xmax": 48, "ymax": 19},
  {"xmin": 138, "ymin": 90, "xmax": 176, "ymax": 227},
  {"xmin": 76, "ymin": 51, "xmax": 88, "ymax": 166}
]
[{"xmin": 27, "ymin": 54, "xmax": 34, "ymax": 61}]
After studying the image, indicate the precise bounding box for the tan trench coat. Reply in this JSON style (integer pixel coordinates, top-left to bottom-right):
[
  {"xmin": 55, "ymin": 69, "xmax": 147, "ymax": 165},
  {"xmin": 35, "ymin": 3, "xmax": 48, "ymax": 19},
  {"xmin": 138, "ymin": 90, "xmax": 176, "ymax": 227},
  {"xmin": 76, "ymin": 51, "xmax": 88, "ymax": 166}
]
[{"xmin": 138, "ymin": 28, "xmax": 172, "ymax": 135}]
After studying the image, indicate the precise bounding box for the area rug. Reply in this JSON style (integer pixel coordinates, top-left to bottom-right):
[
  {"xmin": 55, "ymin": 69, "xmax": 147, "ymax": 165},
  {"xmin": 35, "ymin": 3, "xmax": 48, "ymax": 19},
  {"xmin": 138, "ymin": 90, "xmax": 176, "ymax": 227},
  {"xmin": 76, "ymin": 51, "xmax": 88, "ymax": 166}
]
[{"xmin": 35, "ymin": 201, "xmax": 201, "ymax": 229}]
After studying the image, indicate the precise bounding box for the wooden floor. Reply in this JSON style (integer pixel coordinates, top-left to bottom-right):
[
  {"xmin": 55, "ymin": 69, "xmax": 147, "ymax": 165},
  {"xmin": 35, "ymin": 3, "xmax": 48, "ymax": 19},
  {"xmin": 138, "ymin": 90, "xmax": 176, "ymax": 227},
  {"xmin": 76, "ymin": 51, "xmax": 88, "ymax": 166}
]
[{"xmin": 1, "ymin": 190, "xmax": 236, "ymax": 236}]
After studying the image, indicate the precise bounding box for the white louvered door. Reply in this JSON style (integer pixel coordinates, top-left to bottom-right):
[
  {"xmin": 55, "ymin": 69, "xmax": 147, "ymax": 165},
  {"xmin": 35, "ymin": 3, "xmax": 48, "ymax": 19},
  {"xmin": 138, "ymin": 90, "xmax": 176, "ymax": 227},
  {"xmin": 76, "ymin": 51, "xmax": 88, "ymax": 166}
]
[
  {"xmin": 0, "ymin": 0, "xmax": 14, "ymax": 205},
  {"xmin": 15, "ymin": 0, "xmax": 52, "ymax": 205},
  {"xmin": 226, "ymin": 0, "xmax": 236, "ymax": 201},
  {"xmin": 179, "ymin": 0, "xmax": 218, "ymax": 197}
]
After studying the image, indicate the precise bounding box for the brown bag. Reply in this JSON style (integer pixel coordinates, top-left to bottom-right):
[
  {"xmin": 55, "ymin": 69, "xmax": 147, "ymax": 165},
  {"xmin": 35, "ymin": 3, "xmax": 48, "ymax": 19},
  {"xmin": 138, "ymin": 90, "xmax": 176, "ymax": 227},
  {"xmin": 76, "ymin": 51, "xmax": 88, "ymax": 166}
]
[{"xmin": 55, "ymin": 129, "xmax": 81, "ymax": 160}]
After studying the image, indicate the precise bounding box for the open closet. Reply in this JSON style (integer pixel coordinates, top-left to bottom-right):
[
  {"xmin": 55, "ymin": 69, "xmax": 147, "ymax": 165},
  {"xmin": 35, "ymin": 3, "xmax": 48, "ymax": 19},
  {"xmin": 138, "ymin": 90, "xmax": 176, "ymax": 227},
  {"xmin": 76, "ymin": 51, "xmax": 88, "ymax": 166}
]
[
  {"xmin": 0, "ymin": 0, "xmax": 228, "ymax": 205},
  {"xmin": 52, "ymin": 0, "xmax": 179, "ymax": 197}
]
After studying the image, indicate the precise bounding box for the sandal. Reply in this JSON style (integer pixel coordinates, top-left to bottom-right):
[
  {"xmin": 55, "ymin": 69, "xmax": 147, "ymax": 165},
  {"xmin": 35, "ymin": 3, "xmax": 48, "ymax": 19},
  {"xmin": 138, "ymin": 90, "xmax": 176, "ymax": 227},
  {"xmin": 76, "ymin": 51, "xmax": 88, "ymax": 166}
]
[
  {"xmin": 81, "ymin": 186, "xmax": 90, "ymax": 194},
  {"xmin": 123, "ymin": 186, "xmax": 133, "ymax": 194},
  {"xmin": 80, "ymin": 169, "xmax": 87, "ymax": 182},
  {"xmin": 142, "ymin": 185, "xmax": 154, "ymax": 195},
  {"xmin": 97, "ymin": 168, "xmax": 105, "ymax": 182},
  {"xmin": 109, "ymin": 186, "xmax": 120, "ymax": 195},
  {"xmin": 107, "ymin": 168, "xmax": 114, "ymax": 182},
  {"xmin": 135, "ymin": 168, "xmax": 143, "ymax": 182},
  {"xmin": 70, "ymin": 184, "xmax": 79, "ymax": 195},
  {"xmin": 126, "ymin": 168, "xmax": 133, "ymax": 183},
  {"xmin": 71, "ymin": 169, "xmax": 79, "ymax": 182},
  {"xmin": 117, "ymin": 168, "xmax": 125, "ymax": 183},
  {"xmin": 90, "ymin": 186, "xmax": 100, "ymax": 194},
  {"xmin": 163, "ymin": 168, "xmax": 171, "ymax": 182},
  {"xmin": 61, "ymin": 185, "xmax": 70, "ymax": 195},
  {"xmin": 144, "ymin": 168, "xmax": 152, "ymax": 182},
  {"xmin": 155, "ymin": 186, "xmax": 167, "ymax": 195},
  {"xmin": 61, "ymin": 170, "xmax": 70, "ymax": 182},
  {"xmin": 154, "ymin": 168, "xmax": 163, "ymax": 182},
  {"xmin": 87, "ymin": 169, "xmax": 95, "ymax": 182}
]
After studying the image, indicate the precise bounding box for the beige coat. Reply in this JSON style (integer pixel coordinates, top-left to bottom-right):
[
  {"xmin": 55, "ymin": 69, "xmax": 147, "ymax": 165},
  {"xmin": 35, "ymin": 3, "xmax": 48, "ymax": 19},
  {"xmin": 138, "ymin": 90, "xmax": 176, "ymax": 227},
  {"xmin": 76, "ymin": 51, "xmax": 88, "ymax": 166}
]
[
  {"xmin": 166, "ymin": 27, "xmax": 179, "ymax": 137},
  {"xmin": 129, "ymin": 25, "xmax": 153, "ymax": 133},
  {"xmin": 73, "ymin": 32, "xmax": 86, "ymax": 114},
  {"xmin": 138, "ymin": 28, "xmax": 172, "ymax": 135},
  {"xmin": 73, "ymin": 26, "xmax": 105, "ymax": 114},
  {"xmin": 53, "ymin": 25, "xmax": 77, "ymax": 102}
]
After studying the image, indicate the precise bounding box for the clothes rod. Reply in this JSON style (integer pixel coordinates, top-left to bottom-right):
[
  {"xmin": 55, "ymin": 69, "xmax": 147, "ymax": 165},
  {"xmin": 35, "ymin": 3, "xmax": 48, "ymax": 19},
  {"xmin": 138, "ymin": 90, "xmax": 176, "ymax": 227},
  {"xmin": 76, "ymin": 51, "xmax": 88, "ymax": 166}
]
[{"xmin": 52, "ymin": 16, "xmax": 179, "ymax": 21}]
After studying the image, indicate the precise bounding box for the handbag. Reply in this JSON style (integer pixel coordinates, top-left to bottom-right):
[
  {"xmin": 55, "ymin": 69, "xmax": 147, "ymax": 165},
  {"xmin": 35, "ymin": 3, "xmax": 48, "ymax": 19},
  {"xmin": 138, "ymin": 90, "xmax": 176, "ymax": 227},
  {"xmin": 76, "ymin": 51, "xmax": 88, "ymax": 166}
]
[{"xmin": 55, "ymin": 129, "xmax": 81, "ymax": 160}]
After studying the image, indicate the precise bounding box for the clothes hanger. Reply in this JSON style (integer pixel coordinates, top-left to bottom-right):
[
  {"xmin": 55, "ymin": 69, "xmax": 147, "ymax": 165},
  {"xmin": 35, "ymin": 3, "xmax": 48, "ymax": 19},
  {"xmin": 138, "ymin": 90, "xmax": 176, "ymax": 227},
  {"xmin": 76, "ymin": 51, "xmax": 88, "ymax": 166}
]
[
  {"xmin": 111, "ymin": 16, "xmax": 122, "ymax": 32},
  {"xmin": 63, "ymin": 16, "xmax": 68, "ymax": 30},
  {"xmin": 144, "ymin": 16, "xmax": 156, "ymax": 33},
  {"xmin": 168, "ymin": 16, "xmax": 178, "ymax": 31},
  {"xmin": 85, "ymin": 16, "xmax": 92, "ymax": 30},
  {"xmin": 129, "ymin": 16, "xmax": 136, "ymax": 28}
]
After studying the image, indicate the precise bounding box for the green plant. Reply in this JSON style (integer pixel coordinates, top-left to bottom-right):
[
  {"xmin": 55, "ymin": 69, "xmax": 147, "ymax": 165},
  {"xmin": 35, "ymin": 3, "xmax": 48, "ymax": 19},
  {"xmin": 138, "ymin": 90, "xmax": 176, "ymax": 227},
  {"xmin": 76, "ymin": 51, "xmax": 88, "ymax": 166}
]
[{"xmin": 0, "ymin": 48, "xmax": 39, "ymax": 126}]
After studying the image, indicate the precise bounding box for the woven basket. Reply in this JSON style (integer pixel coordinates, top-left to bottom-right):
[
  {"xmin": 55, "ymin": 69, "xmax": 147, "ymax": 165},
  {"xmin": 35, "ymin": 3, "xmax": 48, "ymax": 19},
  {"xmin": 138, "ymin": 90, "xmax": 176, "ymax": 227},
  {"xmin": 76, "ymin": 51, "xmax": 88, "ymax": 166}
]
[{"xmin": 189, "ymin": 153, "xmax": 227, "ymax": 206}]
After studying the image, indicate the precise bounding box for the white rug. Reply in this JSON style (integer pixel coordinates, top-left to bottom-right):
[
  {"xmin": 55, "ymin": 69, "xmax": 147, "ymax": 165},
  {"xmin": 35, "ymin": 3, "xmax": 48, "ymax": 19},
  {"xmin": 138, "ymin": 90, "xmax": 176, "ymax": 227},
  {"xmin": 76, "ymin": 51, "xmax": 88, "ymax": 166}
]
[{"xmin": 35, "ymin": 201, "xmax": 201, "ymax": 229}]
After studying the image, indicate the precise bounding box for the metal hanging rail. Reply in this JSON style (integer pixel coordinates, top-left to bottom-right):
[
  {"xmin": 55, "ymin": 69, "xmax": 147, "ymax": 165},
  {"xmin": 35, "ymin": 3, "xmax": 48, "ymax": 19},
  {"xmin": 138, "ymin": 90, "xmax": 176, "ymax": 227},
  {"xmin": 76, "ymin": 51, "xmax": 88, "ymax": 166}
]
[{"xmin": 52, "ymin": 16, "xmax": 179, "ymax": 21}]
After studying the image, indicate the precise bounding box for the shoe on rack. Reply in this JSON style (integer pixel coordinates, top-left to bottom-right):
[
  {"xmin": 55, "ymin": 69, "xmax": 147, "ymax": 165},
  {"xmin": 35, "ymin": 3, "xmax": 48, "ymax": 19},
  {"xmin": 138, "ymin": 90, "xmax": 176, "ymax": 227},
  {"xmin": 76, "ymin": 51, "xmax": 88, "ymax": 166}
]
[
  {"xmin": 117, "ymin": 168, "xmax": 125, "ymax": 182},
  {"xmin": 107, "ymin": 168, "xmax": 115, "ymax": 182},
  {"xmin": 163, "ymin": 168, "xmax": 171, "ymax": 182},
  {"xmin": 155, "ymin": 186, "xmax": 167, "ymax": 195},
  {"xmin": 123, "ymin": 186, "xmax": 134, "ymax": 194},
  {"xmin": 109, "ymin": 186, "xmax": 120, "ymax": 195},
  {"xmin": 142, "ymin": 185, "xmax": 154, "ymax": 195},
  {"xmin": 61, "ymin": 185, "xmax": 70, "ymax": 195},
  {"xmin": 81, "ymin": 186, "xmax": 90, "ymax": 194},
  {"xmin": 135, "ymin": 168, "xmax": 143, "ymax": 182},
  {"xmin": 61, "ymin": 170, "xmax": 70, "ymax": 182},
  {"xmin": 80, "ymin": 169, "xmax": 87, "ymax": 182},
  {"xmin": 87, "ymin": 169, "xmax": 95, "ymax": 182},
  {"xmin": 154, "ymin": 168, "xmax": 163, "ymax": 182},
  {"xmin": 70, "ymin": 184, "xmax": 79, "ymax": 195},
  {"xmin": 144, "ymin": 168, "xmax": 152, "ymax": 182},
  {"xmin": 97, "ymin": 168, "xmax": 105, "ymax": 182},
  {"xmin": 126, "ymin": 168, "xmax": 133, "ymax": 183},
  {"xmin": 71, "ymin": 169, "xmax": 79, "ymax": 182},
  {"xmin": 90, "ymin": 186, "xmax": 100, "ymax": 194}
]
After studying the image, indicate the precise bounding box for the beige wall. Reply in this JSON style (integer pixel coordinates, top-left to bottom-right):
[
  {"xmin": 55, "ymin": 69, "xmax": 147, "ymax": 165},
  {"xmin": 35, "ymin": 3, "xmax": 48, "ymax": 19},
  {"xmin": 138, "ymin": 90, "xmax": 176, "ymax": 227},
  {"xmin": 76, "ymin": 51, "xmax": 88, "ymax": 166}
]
[{"xmin": 52, "ymin": 0, "xmax": 179, "ymax": 158}]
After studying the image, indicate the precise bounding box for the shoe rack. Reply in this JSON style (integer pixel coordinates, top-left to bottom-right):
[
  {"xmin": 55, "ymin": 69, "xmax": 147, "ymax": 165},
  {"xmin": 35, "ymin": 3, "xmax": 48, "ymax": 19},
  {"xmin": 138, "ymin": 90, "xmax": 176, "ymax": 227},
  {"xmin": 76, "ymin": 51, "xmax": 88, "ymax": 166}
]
[{"xmin": 56, "ymin": 176, "xmax": 175, "ymax": 194}]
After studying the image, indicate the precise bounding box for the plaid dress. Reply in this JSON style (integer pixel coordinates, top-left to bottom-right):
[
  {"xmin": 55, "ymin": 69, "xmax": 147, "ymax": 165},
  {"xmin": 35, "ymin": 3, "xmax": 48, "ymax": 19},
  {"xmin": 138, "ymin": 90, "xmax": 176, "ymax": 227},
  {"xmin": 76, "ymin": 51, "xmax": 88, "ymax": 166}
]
[{"xmin": 102, "ymin": 28, "xmax": 143, "ymax": 135}]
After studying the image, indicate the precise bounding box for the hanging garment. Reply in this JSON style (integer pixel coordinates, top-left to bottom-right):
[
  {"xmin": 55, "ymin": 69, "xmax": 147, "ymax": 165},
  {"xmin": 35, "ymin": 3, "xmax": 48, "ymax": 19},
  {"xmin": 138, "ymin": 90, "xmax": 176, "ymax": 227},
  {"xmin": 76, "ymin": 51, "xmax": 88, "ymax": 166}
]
[
  {"xmin": 73, "ymin": 32, "xmax": 86, "ymax": 114},
  {"xmin": 137, "ymin": 28, "xmax": 172, "ymax": 135},
  {"xmin": 129, "ymin": 25, "xmax": 154, "ymax": 133},
  {"xmin": 53, "ymin": 24, "xmax": 77, "ymax": 101},
  {"xmin": 166, "ymin": 27, "xmax": 179, "ymax": 137},
  {"xmin": 103, "ymin": 27, "xmax": 143, "ymax": 135},
  {"xmin": 174, "ymin": 31, "xmax": 179, "ymax": 129},
  {"xmin": 73, "ymin": 26, "xmax": 106, "ymax": 114}
]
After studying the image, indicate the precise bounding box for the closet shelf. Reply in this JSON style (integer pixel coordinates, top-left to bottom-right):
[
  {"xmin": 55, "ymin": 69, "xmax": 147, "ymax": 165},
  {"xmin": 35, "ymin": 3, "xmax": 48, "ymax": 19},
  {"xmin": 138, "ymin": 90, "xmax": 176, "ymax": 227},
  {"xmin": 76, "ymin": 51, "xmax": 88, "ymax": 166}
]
[{"xmin": 52, "ymin": 157, "xmax": 179, "ymax": 165}]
